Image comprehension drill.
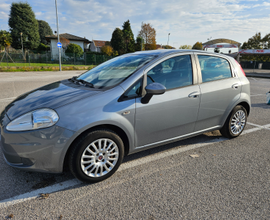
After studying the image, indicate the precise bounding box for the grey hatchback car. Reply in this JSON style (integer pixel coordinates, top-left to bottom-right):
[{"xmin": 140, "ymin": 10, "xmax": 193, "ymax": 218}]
[{"xmin": 0, "ymin": 50, "xmax": 250, "ymax": 183}]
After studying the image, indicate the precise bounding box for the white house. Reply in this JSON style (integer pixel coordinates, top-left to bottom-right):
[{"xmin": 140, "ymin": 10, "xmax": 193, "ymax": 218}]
[{"xmin": 45, "ymin": 33, "xmax": 91, "ymax": 60}]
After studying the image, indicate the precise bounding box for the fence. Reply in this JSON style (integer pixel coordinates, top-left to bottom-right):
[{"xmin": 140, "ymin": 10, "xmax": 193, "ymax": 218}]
[
  {"xmin": 240, "ymin": 61, "xmax": 270, "ymax": 70},
  {"xmin": 0, "ymin": 50, "xmax": 114, "ymax": 67}
]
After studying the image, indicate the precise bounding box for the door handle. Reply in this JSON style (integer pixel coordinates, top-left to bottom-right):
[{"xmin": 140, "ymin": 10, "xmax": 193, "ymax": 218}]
[
  {"xmin": 188, "ymin": 92, "xmax": 200, "ymax": 98},
  {"xmin": 232, "ymin": 83, "xmax": 240, "ymax": 89}
]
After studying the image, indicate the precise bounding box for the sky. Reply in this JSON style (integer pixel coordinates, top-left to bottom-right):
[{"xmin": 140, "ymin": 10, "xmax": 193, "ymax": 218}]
[{"xmin": 0, "ymin": 0, "xmax": 270, "ymax": 52}]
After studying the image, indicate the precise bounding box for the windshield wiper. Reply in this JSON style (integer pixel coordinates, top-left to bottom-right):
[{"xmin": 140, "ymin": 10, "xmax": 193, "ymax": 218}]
[
  {"xmin": 68, "ymin": 76, "xmax": 78, "ymax": 83},
  {"xmin": 77, "ymin": 79, "xmax": 95, "ymax": 88},
  {"xmin": 69, "ymin": 76, "xmax": 94, "ymax": 88}
]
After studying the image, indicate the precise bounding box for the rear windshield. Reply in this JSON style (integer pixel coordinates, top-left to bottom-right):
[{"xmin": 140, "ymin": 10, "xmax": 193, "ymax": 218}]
[{"xmin": 78, "ymin": 54, "xmax": 155, "ymax": 89}]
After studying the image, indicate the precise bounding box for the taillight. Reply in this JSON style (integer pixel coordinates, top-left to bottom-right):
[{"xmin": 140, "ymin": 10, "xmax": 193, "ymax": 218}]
[{"xmin": 236, "ymin": 61, "xmax": 246, "ymax": 76}]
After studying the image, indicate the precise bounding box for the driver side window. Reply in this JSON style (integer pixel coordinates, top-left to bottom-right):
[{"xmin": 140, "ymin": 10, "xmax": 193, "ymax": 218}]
[{"xmin": 147, "ymin": 55, "xmax": 193, "ymax": 90}]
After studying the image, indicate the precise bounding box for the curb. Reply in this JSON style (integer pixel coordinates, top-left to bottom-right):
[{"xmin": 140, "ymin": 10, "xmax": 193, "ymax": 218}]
[{"xmin": 245, "ymin": 74, "xmax": 270, "ymax": 79}]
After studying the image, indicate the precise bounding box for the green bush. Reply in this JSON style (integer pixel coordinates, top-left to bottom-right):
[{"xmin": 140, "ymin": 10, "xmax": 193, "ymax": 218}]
[
  {"xmin": 37, "ymin": 43, "xmax": 49, "ymax": 52},
  {"xmin": 65, "ymin": 43, "xmax": 83, "ymax": 57}
]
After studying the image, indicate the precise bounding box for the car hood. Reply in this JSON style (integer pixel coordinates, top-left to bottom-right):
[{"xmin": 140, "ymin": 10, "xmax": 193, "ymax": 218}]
[{"xmin": 5, "ymin": 80, "xmax": 101, "ymax": 120}]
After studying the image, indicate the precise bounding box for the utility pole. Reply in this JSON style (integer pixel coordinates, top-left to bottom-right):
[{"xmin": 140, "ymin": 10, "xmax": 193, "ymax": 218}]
[
  {"xmin": 167, "ymin": 33, "xmax": 170, "ymax": 46},
  {"xmin": 55, "ymin": 0, "xmax": 62, "ymax": 71},
  {"xmin": 20, "ymin": 32, "xmax": 24, "ymax": 60}
]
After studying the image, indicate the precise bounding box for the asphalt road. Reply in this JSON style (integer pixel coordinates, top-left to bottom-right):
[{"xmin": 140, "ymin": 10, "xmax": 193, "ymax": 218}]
[{"xmin": 0, "ymin": 72, "xmax": 269, "ymax": 219}]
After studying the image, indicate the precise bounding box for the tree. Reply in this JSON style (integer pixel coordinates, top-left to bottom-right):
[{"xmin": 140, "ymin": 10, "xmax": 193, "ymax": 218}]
[
  {"xmin": 192, "ymin": 42, "xmax": 203, "ymax": 50},
  {"xmin": 9, "ymin": 2, "xmax": 40, "ymax": 50},
  {"xmin": 37, "ymin": 43, "xmax": 49, "ymax": 53},
  {"xmin": 241, "ymin": 32, "xmax": 270, "ymax": 62},
  {"xmin": 163, "ymin": 45, "xmax": 174, "ymax": 49},
  {"xmin": 138, "ymin": 22, "xmax": 156, "ymax": 50},
  {"xmin": 37, "ymin": 20, "xmax": 53, "ymax": 45},
  {"xmin": 60, "ymin": 37, "xmax": 70, "ymax": 50},
  {"xmin": 241, "ymin": 42, "xmax": 248, "ymax": 49},
  {"xmin": 135, "ymin": 36, "xmax": 144, "ymax": 51},
  {"xmin": 0, "ymin": 30, "xmax": 12, "ymax": 50},
  {"xmin": 101, "ymin": 45, "xmax": 114, "ymax": 56},
  {"xmin": 262, "ymin": 33, "xmax": 270, "ymax": 48},
  {"xmin": 179, "ymin": 45, "xmax": 192, "ymax": 49},
  {"xmin": 111, "ymin": 28, "xmax": 125, "ymax": 55},
  {"xmin": 122, "ymin": 20, "xmax": 135, "ymax": 53},
  {"xmin": 0, "ymin": 30, "xmax": 14, "ymax": 62},
  {"xmin": 241, "ymin": 32, "xmax": 262, "ymax": 49},
  {"xmin": 65, "ymin": 43, "xmax": 83, "ymax": 57}
]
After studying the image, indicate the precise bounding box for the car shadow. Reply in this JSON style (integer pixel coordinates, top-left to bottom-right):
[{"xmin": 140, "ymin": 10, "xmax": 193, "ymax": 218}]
[
  {"xmin": 251, "ymin": 103, "xmax": 270, "ymax": 109},
  {"xmin": 122, "ymin": 130, "xmax": 222, "ymax": 163},
  {"xmin": 0, "ymin": 130, "xmax": 223, "ymax": 201}
]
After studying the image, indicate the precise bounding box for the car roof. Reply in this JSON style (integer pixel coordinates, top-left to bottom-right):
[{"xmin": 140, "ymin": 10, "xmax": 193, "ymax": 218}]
[
  {"xmin": 133, "ymin": 49, "xmax": 217, "ymax": 56},
  {"xmin": 132, "ymin": 49, "xmax": 234, "ymax": 61}
]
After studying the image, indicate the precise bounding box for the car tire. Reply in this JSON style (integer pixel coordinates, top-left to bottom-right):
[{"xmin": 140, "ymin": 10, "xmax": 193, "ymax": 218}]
[
  {"xmin": 220, "ymin": 105, "xmax": 247, "ymax": 138},
  {"xmin": 69, "ymin": 129, "xmax": 124, "ymax": 183}
]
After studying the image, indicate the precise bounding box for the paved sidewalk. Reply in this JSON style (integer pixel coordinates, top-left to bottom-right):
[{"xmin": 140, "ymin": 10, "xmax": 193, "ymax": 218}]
[{"xmin": 244, "ymin": 69, "xmax": 270, "ymax": 79}]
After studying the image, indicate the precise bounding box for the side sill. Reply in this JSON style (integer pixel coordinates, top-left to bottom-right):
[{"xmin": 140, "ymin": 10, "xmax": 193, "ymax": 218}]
[{"xmin": 136, "ymin": 125, "xmax": 221, "ymax": 150}]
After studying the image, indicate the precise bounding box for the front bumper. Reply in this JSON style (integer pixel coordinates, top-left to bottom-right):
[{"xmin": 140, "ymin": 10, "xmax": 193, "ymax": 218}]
[{"xmin": 0, "ymin": 113, "xmax": 75, "ymax": 173}]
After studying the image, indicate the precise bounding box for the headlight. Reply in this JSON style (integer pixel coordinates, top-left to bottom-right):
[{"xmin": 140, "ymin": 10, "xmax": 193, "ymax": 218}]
[{"xmin": 6, "ymin": 109, "xmax": 59, "ymax": 131}]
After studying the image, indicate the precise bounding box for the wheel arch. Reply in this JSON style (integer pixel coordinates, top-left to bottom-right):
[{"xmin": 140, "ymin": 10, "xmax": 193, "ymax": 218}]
[
  {"xmin": 63, "ymin": 124, "xmax": 130, "ymax": 172},
  {"xmin": 237, "ymin": 101, "xmax": 250, "ymax": 116}
]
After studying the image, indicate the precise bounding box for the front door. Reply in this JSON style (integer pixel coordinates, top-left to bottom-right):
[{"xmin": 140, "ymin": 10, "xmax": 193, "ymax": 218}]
[{"xmin": 135, "ymin": 54, "xmax": 200, "ymax": 148}]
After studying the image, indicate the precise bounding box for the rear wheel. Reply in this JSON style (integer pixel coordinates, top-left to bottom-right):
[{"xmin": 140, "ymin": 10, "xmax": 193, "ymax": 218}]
[
  {"xmin": 220, "ymin": 105, "xmax": 247, "ymax": 138},
  {"xmin": 69, "ymin": 129, "xmax": 124, "ymax": 183}
]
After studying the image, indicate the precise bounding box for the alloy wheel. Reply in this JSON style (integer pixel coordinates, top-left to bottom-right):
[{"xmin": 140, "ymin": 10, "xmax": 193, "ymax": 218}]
[
  {"xmin": 80, "ymin": 138, "xmax": 119, "ymax": 177},
  {"xmin": 230, "ymin": 110, "xmax": 246, "ymax": 135}
]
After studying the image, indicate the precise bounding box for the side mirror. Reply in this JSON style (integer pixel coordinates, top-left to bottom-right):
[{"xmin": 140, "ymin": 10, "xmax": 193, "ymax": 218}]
[{"xmin": 141, "ymin": 83, "xmax": 166, "ymax": 104}]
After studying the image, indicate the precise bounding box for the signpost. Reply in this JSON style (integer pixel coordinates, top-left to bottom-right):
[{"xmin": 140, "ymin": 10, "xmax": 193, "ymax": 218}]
[{"xmin": 55, "ymin": 0, "xmax": 61, "ymax": 71}]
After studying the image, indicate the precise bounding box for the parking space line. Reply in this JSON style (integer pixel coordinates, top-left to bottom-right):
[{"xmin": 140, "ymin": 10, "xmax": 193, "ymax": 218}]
[
  {"xmin": 0, "ymin": 179, "xmax": 81, "ymax": 209},
  {"xmin": 0, "ymin": 97, "xmax": 16, "ymax": 102},
  {"xmin": 0, "ymin": 125, "xmax": 268, "ymax": 209},
  {"xmin": 250, "ymin": 94, "xmax": 264, "ymax": 97},
  {"xmin": 118, "ymin": 137, "xmax": 227, "ymax": 172},
  {"xmin": 247, "ymin": 122, "xmax": 270, "ymax": 131}
]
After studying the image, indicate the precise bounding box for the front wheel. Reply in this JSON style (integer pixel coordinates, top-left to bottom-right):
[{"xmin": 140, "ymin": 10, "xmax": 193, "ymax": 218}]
[
  {"xmin": 220, "ymin": 105, "xmax": 247, "ymax": 138},
  {"xmin": 69, "ymin": 129, "xmax": 124, "ymax": 183}
]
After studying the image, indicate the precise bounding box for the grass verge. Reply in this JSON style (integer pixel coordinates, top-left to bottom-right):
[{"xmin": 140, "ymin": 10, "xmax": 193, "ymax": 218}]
[{"xmin": 0, "ymin": 64, "xmax": 95, "ymax": 72}]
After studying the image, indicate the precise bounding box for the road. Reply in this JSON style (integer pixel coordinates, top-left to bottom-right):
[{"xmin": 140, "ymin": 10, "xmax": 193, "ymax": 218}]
[{"xmin": 0, "ymin": 72, "xmax": 270, "ymax": 219}]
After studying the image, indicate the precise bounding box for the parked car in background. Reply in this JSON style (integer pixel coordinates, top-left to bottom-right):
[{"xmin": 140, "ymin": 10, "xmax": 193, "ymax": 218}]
[{"xmin": 0, "ymin": 50, "xmax": 250, "ymax": 183}]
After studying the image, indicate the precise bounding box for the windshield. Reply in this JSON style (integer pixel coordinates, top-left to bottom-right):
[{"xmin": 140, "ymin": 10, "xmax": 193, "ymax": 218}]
[{"xmin": 77, "ymin": 54, "xmax": 155, "ymax": 89}]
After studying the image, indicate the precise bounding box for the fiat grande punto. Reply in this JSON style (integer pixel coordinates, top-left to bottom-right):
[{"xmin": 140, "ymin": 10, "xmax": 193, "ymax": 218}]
[{"xmin": 0, "ymin": 50, "xmax": 250, "ymax": 183}]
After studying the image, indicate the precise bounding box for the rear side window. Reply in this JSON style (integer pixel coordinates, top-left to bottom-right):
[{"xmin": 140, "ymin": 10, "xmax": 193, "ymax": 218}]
[{"xmin": 197, "ymin": 55, "xmax": 232, "ymax": 83}]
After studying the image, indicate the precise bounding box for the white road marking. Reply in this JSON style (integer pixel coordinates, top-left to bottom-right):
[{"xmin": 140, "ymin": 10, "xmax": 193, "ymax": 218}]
[
  {"xmin": 0, "ymin": 97, "xmax": 16, "ymax": 102},
  {"xmin": 0, "ymin": 179, "xmax": 81, "ymax": 209},
  {"xmin": 247, "ymin": 122, "xmax": 270, "ymax": 131},
  {"xmin": 118, "ymin": 137, "xmax": 227, "ymax": 172},
  {"xmin": 0, "ymin": 123, "xmax": 269, "ymax": 209},
  {"xmin": 250, "ymin": 94, "xmax": 264, "ymax": 97}
]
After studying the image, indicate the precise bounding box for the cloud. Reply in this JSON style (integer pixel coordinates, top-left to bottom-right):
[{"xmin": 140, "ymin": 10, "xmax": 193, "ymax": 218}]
[
  {"xmin": 0, "ymin": 11, "xmax": 9, "ymax": 19},
  {"xmin": 0, "ymin": 3, "xmax": 10, "ymax": 11},
  {"xmin": 0, "ymin": 0, "xmax": 270, "ymax": 49},
  {"xmin": 0, "ymin": 2, "xmax": 10, "ymax": 20},
  {"xmin": 35, "ymin": 12, "xmax": 43, "ymax": 16},
  {"xmin": 252, "ymin": 1, "xmax": 270, "ymax": 7}
]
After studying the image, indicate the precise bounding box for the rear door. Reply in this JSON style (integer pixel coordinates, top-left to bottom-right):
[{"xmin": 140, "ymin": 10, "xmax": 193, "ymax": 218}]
[{"xmin": 194, "ymin": 54, "xmax": 241, "ymax": 131}]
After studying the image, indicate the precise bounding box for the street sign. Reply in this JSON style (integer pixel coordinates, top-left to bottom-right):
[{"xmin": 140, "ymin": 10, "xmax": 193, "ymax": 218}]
[{"xmin": 57, "ymin": 42, "xmax": 62, "ymax": 48}]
